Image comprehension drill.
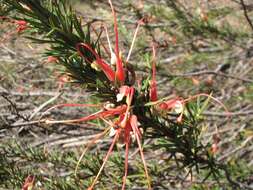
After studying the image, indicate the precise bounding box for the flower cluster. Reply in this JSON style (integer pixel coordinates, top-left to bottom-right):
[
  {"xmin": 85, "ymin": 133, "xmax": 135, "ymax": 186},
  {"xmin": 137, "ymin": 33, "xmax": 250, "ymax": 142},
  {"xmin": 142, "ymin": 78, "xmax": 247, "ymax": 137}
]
[
  {"xmin": 41, "ymin": 1, "xmax": 229, "ymax": 188},
  {"xmin": 44, "ymin": 1, "xmax": 150, "ymax": 189}
]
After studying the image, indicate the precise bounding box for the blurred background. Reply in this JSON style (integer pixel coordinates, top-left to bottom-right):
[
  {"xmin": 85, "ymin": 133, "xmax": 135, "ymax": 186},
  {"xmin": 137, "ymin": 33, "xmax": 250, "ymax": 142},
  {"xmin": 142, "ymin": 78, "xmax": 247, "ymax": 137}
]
[{"xmin": 0, "ymin": 0, "xmax": 253, "ymax": 189}]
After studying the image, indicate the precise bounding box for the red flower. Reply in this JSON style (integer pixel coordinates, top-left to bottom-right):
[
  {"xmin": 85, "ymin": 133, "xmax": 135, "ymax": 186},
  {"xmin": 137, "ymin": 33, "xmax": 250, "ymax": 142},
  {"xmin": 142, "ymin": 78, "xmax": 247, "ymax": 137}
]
[
  {"xmin": 158, "ymin": 98, "xmax": 182, "ymax": 111},
  {"xmin": 45, "ymin": 104, "xmax": 127, "ymax": 124},
  {"xmin": 211, "ymin": 143, "xmax": 219, "ymax": 154},
  {"xmin": 211, "ymin": 134, "xmax": 220, "ymax": 154},
  {"xmin": 75, "ymin": 1, "xmax": 145, "ymax": 87},
  {"xmin": 22, "ymin": 175, "xmax": 35, "ymax": 190},
  {"xmin": 117, "ymin": 85, "xmax": 131, "ymax": 102},
  {"xmin": 108, "ymin": 0, "xmax": 125, "ymax": 84},
  {"xmin": 76, "ymin": 43, "xmax": 116, "ymax": 82},
  {"xmin": 46, "ymin": 56, "xmax": 58, "ymax": 63},
  {"xmin": 75, "ymin": 0, "xmax": 126, "ymax": 84},
  {"xmin": 15, "ymin": 20, "xmax": 28, "ymax": 33},
  {"xmin": 44, "ymin": 85, "xmax": 151, "ymax": 190},
  {"xmin": 88, "ymin": 86, "xmax": 150, "ymax": 190}
]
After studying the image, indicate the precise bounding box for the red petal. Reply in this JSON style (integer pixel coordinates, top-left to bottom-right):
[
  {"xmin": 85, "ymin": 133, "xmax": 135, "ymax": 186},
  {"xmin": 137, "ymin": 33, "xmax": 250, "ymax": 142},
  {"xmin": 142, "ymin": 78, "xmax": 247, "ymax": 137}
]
[
  {"xmin": 45, "ymin": 105, "xmax": 127, "ymax": 124},
  {"xmin": 76, "ymin": 43, "xmax": 115, "ymax": 82},
  {"xmin": 116, "ymin": 58, "xmax": 125, "ymax": 83},
  {"xmin": 108, "ymin": 0, "xmax": 125, "ymax": 83},
  {"xmin": 159, "ymin": 99, "xmax": 179, "ymax": 110},
  {"xmin": 130, "ymin": 115, "xmax": 151, "ymax": 188},
  {"xmin": 117, "ymin": 85, "xmax": 130, "ymax": 102},
  {"xmin": 130, "ymin": 114, "xmax": 141, "ymax": 139},
  {"xmin": 22, "ymin": 175, "xmax": 35, "ymax": 190},
  {"xmin": 122, "ymin": 121, "xmax": 131, "ymax": 189},
  {"xmin": 158, "ymin": 102, "xmax": 168, "ymax": 110},
  {"xmin": 89, "ymin": 129, "xmax": 121, "ymax": 190},
  {"xmin": 15, "ymin": 20, "xmax": 27, "ymax": 25}
]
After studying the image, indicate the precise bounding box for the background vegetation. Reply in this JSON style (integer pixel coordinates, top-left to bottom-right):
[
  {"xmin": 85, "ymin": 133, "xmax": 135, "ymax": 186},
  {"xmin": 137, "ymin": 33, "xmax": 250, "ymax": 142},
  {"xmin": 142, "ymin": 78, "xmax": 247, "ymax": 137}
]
[{"xmin": 0, "ymin": 0, "xmax": 253, "ymax": 189}]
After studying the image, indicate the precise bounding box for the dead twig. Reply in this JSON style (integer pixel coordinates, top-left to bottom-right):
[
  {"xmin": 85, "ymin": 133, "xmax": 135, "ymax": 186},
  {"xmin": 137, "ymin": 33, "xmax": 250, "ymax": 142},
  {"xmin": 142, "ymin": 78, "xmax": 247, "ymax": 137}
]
[
  {"xmin": 203, "ymin": 110, "xmax": 253, "ymax": 117},
  {"xmin": 8, "ymin": 119, "xmax": 46, "ymax": 127},
  {"xmin": 218, "ymin": 136, "xmax": 253, "ymax": 161},
  {"xmin": 240, "ymin": 0, "xmax": 253, "ymax": 32},
  {"xmin": 161, "ymin": 70, "xmax": 253, "ymax": 83},
  {"xmin": 29, "ymin": 92, "xmax": 62, "ymax": 120},
  {"xmin": 1, "ymin": 94, "xmax": 28, "ymax": 121}
]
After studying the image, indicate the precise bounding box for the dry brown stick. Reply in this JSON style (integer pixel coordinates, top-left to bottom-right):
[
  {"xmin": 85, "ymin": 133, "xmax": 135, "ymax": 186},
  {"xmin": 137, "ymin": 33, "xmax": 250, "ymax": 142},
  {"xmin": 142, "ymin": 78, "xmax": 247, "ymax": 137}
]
[
  {"xmin": 240, "ymin": 0, "xmax": 253, "ymax": 32},
  {"xmin": 218, "ymin": 136, "xmax": 253, "ymax": 161},
  {"xmin": 160, "ymin": 70, "xmax": 253, "ymax": 83},
  {"xmin": 9, "ymin": 119, "xmax": 46, "ymax": 127},
  {"xmin": 1, "ymin": 90, "xmax": 83, "ymax": 98},
  {"xmin": 28, "ymin": 92, "xmax": 62, "ymax": 120},
  {"xmin": 1, "ymin": 94, "xmax": 27, "ymax": 121},
  {"xmin": 203, "ymin": 125, "xmax": 239, "ymax": 138},
  {"xmin": 203, "ymin": 110, "xmax": 253, "ymax": 117}
]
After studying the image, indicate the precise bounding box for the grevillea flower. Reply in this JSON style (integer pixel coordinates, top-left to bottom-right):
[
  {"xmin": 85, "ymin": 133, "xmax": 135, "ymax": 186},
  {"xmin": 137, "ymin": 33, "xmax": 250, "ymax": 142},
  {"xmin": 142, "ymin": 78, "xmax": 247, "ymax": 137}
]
[
  {"xmin": 46, "ymin": 56, "xmax": 58, "ymax": 63},
  {"xmin": 157, "ymin": 98, "xmax": 184, "ymax": 123},
  {"xmin": 43, "ymin": 85, "xmax": 151, "ymax": 190},
  {"xmin": 149, "ymin": 45, "xmax": 183, "ymax": 116},
  {"xmin": 21, "ymin": 175, "xmax": 35, "ymax": 190},
  {"xmin": 108, "ymin": 0, "xmax": 125, "ymax": 84},
  {"xmin": 76, "ymin": 43, "xmax": 116, "ymax": 82},
  {"xmin": 210, "ymin": 134, "xmax": 221, "ymax": 154},
  {"xmin": 44, "ymin": 104, "xmax": 127, "ymax": 125},
  {"xmin": 75, "ymin": 0, "xmax": 142, "ymax": 86},
  {"xmin": 116, "ymin": 85, "xmax": 131, "ymax": 102},
  {"xmin": 147, "ymin": 46, "xmax": 228, "ymax": 124},
  {"xmin": 0, "ymin": 18, "xmax": 28, "ymax": 44},
  {"xmin": 15, "ymin": 20, "xmax": 28, "ymax": 33},
  {"xmin": 88, "ymin": 86, "xmax": 151, "ymax": 190},
  {"xmin": 158, "ymin": 98, "xmax": 183, "ymax": 111},
  {"xmin": 75, "ymin": 0, "xmax": 126, "ymax": 84}
]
